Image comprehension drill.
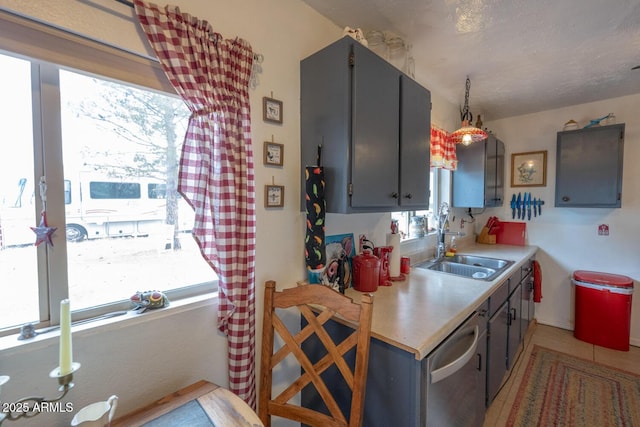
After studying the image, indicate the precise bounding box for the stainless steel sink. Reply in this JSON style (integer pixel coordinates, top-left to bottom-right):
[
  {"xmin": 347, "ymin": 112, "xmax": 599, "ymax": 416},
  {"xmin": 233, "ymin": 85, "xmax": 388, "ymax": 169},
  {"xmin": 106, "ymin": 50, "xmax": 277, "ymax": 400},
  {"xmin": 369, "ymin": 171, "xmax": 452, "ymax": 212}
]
[
  {"xmin": 445, "ymin": 254, "xmax": 513, "ymax": 270},
  {"xmin": 414, "ymin": 255, "xmax": 514, "ymax": 281}
]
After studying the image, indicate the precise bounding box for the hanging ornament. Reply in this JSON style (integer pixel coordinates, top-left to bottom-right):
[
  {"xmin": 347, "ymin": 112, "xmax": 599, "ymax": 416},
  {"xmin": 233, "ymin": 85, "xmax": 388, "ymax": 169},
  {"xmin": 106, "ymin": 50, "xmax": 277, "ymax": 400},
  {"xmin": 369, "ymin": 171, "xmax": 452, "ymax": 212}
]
[
  {"xmin": 31, "ymin": 211, "xmax": 57, "ymax": 247},
  {"xmin": 30, "ymin": 177, "xmax": 57, "ymax": 247}
]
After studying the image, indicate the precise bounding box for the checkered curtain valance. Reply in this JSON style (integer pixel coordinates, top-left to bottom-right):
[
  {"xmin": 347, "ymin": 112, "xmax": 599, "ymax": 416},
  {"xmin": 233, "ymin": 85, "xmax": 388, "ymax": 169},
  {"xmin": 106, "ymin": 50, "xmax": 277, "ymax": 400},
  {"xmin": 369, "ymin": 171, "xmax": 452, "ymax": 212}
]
[{"xmin": 430, "ymin": 124, "xmax": 457, "ymax": 171}]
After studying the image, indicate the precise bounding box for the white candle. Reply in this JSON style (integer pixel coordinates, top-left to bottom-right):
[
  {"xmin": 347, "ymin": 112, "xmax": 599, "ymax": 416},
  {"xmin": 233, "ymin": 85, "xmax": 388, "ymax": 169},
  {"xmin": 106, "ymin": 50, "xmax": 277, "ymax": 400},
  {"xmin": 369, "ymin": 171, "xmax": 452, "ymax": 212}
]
[{"xmin": 59, "ymin": 299, "xmax": 73, "ymax": 375}]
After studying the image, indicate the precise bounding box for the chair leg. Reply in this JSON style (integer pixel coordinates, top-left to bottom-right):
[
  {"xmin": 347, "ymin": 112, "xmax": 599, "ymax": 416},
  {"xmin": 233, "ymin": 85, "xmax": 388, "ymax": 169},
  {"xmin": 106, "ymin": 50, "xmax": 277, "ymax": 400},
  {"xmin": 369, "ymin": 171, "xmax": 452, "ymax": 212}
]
[{"xmin": 258, "ymin": 280, "xmax": 276, "ymax": 427}]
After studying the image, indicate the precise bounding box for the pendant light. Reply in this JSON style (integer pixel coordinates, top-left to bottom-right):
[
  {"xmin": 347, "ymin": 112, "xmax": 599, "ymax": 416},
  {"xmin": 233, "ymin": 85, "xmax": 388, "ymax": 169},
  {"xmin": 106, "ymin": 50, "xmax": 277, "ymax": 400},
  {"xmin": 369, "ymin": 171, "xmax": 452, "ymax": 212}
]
[{"xmin": 449, "ymin": 76, "xmax": 488, "ymax": 146}]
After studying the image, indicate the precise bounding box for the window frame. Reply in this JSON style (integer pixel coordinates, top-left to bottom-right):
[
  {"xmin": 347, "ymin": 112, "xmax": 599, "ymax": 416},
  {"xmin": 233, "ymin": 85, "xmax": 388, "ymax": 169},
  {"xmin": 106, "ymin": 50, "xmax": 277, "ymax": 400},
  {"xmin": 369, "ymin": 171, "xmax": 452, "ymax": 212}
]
[
  {"xmin": 0, "ymin": 10, "xmax": 215, "ymax": 336},
  {"xmin": 393, "ymin": 166, "xmax": 452, "ymax": 243}
]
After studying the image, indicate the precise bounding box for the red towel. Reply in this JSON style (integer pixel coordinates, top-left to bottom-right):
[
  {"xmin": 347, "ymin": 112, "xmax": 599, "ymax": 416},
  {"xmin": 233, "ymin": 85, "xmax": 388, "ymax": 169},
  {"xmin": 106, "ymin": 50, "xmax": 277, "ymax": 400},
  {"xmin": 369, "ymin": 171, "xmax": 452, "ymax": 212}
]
[{"xmin": 532, "ymin": 260, "xmax": 542, "ymax": 302}]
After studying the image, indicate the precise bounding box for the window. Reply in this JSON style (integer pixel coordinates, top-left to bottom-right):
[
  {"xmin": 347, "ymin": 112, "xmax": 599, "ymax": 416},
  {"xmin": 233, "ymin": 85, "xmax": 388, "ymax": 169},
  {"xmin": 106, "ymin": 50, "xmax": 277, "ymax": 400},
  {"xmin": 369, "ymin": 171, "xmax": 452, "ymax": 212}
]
[
  {"xmin": 392, "ymin": 167, "xmax": 446, "ymax": 239},
  {"xmin": 0, "ymin": 22, "xmax": 215, "ymax": 334},
  {"xmin": 89, "ymin": 182, "xmax": 141, "ymax": 199}
]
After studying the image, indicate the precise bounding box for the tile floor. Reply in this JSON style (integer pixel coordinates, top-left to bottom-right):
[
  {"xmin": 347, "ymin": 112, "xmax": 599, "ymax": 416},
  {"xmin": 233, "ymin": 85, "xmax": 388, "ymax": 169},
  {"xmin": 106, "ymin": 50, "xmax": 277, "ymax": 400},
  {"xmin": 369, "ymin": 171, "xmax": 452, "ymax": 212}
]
[{"xmin": 483, "ymin": 322, "xmax": 640, "ymax": 426}]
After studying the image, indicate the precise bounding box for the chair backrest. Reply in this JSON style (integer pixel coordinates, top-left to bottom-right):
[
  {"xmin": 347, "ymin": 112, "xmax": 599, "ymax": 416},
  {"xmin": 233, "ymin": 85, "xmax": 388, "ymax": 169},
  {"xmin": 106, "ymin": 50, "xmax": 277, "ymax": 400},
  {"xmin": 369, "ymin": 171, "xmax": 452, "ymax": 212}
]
[{"xmin": 258, "ymin": 281, "xmax": 374, "ymax": 427}]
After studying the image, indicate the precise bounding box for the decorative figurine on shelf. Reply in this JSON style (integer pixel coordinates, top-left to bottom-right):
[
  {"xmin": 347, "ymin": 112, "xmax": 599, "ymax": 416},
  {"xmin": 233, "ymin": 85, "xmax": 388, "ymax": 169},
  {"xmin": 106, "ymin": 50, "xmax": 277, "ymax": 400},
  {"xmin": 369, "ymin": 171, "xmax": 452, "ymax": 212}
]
[
  {"xmin": 390, "ymin": 219, "xmax": 399, "ymax": 235},
  {"xmin": 130, "ymin": 290, "xmax": 170, "ymax": 312},
  {"xmin": 583, "ymin": 113, "xmax": 615, "ymax": 128},
  {"xmin": 342, "ymin": 26, "xmax": 368, "ymax": 46}
]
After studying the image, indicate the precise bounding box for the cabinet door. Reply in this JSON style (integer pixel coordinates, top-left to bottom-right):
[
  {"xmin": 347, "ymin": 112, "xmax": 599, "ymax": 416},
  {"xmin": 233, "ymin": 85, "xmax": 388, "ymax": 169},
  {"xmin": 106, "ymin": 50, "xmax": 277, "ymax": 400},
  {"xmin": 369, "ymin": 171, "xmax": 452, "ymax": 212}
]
[
  {"xmin": 507, "ymin": 283, "xmax": 522, "ymax": 369},
  {"xmin": 452, "ymin": 140, "xmax": 486, "ymax": 208},
  {"xmin": 487, "ymin": 301, "xmax": 508, "ymax": 404},
  {"xmin": 485, "ymin": 137, "xmax": 504, "ymax": 207},
  {"xmin": 300, "ymin": 37, "xmax": 352, "ymax": 213},
  {"xmin": 399, "ymin": 76, "xmax": 431, "ymax": 209},
  {"xmin": 350, "ymin": 42, "xmax": 400, "ymax": 209},
  {"xmin": 555, "ymin": 124, "xmax": 624, "ymax": 207},
  {"xmin": 477, "ymin": 329, "xmax": 488, "ymax": 412}
]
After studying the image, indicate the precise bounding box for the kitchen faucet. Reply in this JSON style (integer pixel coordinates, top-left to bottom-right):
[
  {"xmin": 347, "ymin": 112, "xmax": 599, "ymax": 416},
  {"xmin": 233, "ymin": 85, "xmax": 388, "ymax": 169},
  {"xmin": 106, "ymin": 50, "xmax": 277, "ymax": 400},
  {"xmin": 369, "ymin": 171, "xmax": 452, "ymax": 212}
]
[
  {"xmin": 435, "ymin": 202, "xmax": 465, "ymax": 259},
  {"xmin": 436, "ymin": 202, "xmax": 450, "ymax": 259}
]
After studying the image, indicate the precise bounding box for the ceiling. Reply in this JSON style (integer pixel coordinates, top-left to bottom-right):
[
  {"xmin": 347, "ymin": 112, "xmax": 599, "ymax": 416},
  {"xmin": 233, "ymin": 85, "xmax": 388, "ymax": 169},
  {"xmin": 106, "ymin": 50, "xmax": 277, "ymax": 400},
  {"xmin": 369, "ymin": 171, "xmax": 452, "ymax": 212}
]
[{"xmin": 300, "ymin": 0, "xmax": 640, "ymax": 121}]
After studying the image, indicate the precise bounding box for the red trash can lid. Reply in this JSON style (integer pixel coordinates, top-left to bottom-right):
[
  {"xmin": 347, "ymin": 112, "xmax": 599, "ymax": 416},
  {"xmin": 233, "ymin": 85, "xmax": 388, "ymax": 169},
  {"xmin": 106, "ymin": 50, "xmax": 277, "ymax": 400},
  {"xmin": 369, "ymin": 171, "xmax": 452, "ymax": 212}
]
[{"xmin": 573, "ymin": 270, "xmax": 633, "ymax": 288}]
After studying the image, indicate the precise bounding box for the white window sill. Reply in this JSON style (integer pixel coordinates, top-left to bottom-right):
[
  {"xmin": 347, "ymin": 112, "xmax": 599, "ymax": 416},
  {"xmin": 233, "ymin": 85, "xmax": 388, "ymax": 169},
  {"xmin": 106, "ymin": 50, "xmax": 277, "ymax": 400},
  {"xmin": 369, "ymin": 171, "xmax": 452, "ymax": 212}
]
[{"xmin": 0, "ymin": 292, "xmax": 218, "ymax": 356}]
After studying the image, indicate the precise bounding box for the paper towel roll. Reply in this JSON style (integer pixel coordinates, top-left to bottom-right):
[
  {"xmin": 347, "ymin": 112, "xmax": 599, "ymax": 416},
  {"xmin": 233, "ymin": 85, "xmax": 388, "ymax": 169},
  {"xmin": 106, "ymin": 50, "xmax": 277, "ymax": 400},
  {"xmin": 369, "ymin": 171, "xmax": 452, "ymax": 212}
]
[{"xmin": 386, "ymin": 233, "xmax": 401, "ymax": 277}]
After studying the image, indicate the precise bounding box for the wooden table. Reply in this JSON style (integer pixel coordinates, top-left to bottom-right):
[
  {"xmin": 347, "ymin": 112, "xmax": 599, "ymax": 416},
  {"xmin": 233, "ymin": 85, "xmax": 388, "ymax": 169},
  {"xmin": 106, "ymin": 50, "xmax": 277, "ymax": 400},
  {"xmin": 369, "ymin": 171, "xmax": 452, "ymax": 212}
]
[{"xmin": 112, "ymin": 380, "xmax": 263, "ymax": 426}]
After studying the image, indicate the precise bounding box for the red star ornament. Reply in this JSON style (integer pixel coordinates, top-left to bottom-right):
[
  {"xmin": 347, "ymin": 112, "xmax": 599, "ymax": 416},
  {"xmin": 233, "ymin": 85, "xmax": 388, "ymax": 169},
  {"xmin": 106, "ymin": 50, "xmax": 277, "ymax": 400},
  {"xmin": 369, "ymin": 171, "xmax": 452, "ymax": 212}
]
[{"xmin": 31, "ymin": 211, "xmax": 57, "ymax": 247}]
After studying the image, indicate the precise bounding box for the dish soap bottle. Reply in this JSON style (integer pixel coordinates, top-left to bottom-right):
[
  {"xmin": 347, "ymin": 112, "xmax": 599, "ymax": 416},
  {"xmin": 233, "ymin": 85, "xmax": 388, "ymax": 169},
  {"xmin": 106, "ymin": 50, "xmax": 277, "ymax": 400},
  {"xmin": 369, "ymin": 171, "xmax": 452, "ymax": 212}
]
[{"xmin": 446, "ymin": 236, "xmax": 458, "ymax": 257}]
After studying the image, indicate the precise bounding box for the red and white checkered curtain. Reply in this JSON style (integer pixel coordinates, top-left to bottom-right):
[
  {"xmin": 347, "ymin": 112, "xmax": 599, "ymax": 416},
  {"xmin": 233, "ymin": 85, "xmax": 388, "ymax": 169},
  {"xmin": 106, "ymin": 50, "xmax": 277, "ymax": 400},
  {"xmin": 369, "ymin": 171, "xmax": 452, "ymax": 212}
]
[
  {"xmin": 134, "ymin": 0, "xmax": 257, "ymax": 407},
  {"xmin": 430, "ymin": 124, "xmax": 457, "ymax": 171}
]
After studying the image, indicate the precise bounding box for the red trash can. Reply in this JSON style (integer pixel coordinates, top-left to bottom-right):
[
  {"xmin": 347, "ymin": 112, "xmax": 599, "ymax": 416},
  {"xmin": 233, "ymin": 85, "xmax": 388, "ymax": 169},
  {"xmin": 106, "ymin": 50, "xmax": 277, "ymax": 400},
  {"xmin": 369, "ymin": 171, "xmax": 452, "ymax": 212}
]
[{"xmin": 572, "ymin": 270, "xmax": 634, "ymax": 351}]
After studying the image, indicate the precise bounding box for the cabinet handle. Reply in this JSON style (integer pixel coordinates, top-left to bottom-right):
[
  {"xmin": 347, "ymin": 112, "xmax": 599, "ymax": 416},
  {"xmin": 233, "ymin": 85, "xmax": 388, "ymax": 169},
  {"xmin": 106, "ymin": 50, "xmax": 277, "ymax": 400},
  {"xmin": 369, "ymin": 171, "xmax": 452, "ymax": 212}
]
[
  {"xmin": 476, "ymin": 353, "xmax": 483, "ymax": 371},
  {"xmin": 508, "ymin": 308, "xmax": 517, "ymax": 325},
  {"xmin": 562, "ymin": 196, "xmax": 570, "ymax": 202},
  {"xmin": 391, "ymin": 192, "xmax": 399, "ymax": 199},
  {"xmin": 403, "ymin": 193, "xmax": 412, "ymax": 199}
]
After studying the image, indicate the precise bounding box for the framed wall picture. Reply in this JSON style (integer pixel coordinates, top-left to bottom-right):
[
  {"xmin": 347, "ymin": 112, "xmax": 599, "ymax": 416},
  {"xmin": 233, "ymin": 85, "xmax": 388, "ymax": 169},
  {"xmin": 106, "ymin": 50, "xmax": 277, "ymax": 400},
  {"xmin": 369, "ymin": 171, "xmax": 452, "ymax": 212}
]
[
  {"xmin": 263, "ymin": 141, "xmax": 284, "ymax": 166},
  {"xmin": 263, "ymin": 97, "xmax": 283, "ymax": 124},
  {"xmin": 511, "ymin": 150, "xmax": 547, "ymax": 187},
  {"xmin": 265, "ymin": 185, "xmax": 284, "ymax": 207}
]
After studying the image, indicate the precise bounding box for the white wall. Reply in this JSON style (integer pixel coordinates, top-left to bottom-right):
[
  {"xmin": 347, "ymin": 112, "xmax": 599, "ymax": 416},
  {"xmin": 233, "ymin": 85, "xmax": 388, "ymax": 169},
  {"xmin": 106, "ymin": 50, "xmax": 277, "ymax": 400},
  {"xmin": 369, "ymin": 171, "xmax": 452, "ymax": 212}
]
[{"xmin": 484, "ymin": 95, "xmax": 640, "ymax": 346}]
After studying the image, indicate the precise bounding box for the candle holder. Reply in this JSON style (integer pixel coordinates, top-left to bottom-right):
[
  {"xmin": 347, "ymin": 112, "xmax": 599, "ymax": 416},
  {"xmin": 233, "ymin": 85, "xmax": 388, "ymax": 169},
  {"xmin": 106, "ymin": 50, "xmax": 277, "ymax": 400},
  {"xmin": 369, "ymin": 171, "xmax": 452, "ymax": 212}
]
[{"xmin": 0, "ymin": 363, "xmax": 80, "ymax": 425}]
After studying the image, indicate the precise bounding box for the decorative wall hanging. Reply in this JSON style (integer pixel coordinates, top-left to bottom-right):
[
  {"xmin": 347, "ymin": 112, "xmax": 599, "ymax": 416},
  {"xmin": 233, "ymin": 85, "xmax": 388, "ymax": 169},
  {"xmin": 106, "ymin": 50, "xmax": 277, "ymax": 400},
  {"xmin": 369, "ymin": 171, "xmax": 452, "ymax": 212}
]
[
  {"xmin": 265, "ymin": 184, "xmax": 284, "ymax": 208},
  {"xmin": 305, "ymin": 144, "xmax": 327, "ymax": 285},
  {"xmin": 263, "ymin": 95, "xmax": 283, "ymax": 124},
  {"xmin": 510, "ymin": 192, "xmax": 545, "ymax": 220},
  {"xmin": 511, "ymin": 150, "xmax": 547, "ymax": 187},
  {"xmin": 31, "ymin": 177, "xmax": 57, "ymax": 247},
  {"xmin": 263, "ymin": 139, "xmax": 283, "ymax": 166}
]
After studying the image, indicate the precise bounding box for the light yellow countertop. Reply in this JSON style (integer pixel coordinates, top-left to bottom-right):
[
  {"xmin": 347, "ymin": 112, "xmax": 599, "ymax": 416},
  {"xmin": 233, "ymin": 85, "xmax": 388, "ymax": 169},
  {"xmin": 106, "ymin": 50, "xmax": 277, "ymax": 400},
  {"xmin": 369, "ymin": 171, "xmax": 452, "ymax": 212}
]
[{"xmin": 343, "ymin": 243, "xmax": 538, "ymax": 360}]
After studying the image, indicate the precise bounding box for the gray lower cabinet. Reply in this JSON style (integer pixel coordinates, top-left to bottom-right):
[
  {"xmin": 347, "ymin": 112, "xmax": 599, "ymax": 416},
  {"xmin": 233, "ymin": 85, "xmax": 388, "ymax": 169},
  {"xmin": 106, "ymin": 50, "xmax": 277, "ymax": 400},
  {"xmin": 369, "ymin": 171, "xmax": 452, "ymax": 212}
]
[
  {"xmin": 506, "ymin": 282, "xmax": 523, "ymax": 370},
  {"xmin": 487, "ymin": 293, "xmax": 509, "ymax": 404},
  {"xmin": 300, "ymin": 36, "xmax": 431, "ymax": 214},
  {"xmin": 452, "ymin": 134, "xmax": 505, "ymax": 208},
  {"xmin": 555, "ymin": 124, "xmax": 624, "ymax": 207},
  {"xmin": 487, "ymin": 260, "xmax": 535, "ymax": 405}
]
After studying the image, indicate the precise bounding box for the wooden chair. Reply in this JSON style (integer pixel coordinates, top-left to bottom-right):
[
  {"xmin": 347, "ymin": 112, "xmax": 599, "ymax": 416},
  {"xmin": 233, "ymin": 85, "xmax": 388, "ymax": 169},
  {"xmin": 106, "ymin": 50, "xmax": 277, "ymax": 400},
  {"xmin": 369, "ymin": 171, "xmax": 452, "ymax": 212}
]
[{"xmin": 258, "ymin": 281, "xmax": 374, "ymax": 427}]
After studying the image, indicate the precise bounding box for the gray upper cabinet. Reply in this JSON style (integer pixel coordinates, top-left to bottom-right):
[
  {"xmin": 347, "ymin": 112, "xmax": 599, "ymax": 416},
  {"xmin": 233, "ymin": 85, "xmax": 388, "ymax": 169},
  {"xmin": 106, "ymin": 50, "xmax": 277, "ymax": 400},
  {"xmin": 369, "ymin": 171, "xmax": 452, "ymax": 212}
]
[
  {"xmin": 555, "ymin": 124, "xmax": 624, "ymax": 208},
  {"xmin": 452, "ymin": 134, "xmax": 505, "ymax": 208},
  {"xmin": 300, "ymin": 37, "xmax": 431, "ymax": 213}
]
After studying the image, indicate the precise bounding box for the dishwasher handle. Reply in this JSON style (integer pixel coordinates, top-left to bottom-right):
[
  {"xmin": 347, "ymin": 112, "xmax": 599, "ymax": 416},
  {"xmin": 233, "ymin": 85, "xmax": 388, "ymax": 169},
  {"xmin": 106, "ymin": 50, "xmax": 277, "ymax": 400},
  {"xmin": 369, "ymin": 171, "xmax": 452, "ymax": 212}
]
[{"xmin": 430, "ymin": 325, "xmax": 479, "ymax": 384}]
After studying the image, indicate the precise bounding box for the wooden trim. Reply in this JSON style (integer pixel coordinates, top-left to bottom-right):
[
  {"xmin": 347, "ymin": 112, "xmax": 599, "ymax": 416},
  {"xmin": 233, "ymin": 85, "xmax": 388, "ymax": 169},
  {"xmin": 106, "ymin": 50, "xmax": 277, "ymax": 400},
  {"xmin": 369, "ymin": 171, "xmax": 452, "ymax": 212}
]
[
  {"xmin": 111, "ymin": 380, "xmax": 219, "ymax": 427},
  {"xmin": 0, "ymin": 9, "xmax": 174, "ymax": 93}
]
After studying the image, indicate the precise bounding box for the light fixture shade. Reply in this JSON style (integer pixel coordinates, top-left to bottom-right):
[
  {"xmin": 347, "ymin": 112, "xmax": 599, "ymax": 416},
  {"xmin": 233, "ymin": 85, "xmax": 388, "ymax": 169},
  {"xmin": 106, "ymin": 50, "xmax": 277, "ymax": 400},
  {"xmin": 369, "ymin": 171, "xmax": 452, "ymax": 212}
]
[
  {"xmin": 449, "ymin": 120, "xmax": 488, "ymax": 145},
  {"xmin": 451, "ymin": 76, "xmax": 487, "ymax": 145}
]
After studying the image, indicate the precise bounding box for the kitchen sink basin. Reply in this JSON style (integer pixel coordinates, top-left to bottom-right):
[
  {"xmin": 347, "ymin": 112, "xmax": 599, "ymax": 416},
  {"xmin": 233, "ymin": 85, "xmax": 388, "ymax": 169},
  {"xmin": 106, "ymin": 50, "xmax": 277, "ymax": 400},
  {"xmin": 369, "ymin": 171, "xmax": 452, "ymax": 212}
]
[
  {"xmin": 414, "ymin": 255, "xmax": 514, "ymax": 281},
  {"xmin": 444, "ymin": 254, "xmax": 513, "ymax": 270}
]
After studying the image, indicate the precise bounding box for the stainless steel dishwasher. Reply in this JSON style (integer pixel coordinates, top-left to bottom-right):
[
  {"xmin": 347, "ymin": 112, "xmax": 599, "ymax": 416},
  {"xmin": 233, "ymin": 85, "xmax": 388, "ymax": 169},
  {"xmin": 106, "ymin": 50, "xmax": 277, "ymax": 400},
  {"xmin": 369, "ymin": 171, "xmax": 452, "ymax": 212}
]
[{"xmin": 425, "ymin": 310, "xmax": 487, "ymax": 426}]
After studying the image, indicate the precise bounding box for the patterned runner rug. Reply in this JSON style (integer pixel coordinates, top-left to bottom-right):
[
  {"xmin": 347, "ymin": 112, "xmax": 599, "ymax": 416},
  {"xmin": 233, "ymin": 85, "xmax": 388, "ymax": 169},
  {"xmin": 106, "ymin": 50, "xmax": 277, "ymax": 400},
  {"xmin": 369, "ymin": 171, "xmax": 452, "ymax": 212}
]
[{"xmin": 507, "ymin": 345, "xmax": 640, "ymax": 426}]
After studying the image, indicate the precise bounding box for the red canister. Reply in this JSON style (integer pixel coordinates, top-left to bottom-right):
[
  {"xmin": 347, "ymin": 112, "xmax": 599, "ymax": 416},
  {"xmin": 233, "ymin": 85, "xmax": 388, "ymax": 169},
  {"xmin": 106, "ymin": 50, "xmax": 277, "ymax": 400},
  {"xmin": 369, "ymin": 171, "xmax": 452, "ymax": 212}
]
[
  {"xmin": 352, "ymin": 251, "xmax": 380, "ymax": 292},
  {"xmin": 401, "ymin": 256, "xmax": 411, "ymax": 274}
]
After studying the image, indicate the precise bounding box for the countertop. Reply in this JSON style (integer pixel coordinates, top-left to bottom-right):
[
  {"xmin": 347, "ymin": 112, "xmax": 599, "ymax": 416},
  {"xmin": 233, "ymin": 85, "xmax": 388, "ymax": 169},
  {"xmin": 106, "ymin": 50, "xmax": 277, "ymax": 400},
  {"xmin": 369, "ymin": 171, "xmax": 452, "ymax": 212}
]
[{"xmin": 342, "ymin": 243, "xmax": 538, "ymax": 360}]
